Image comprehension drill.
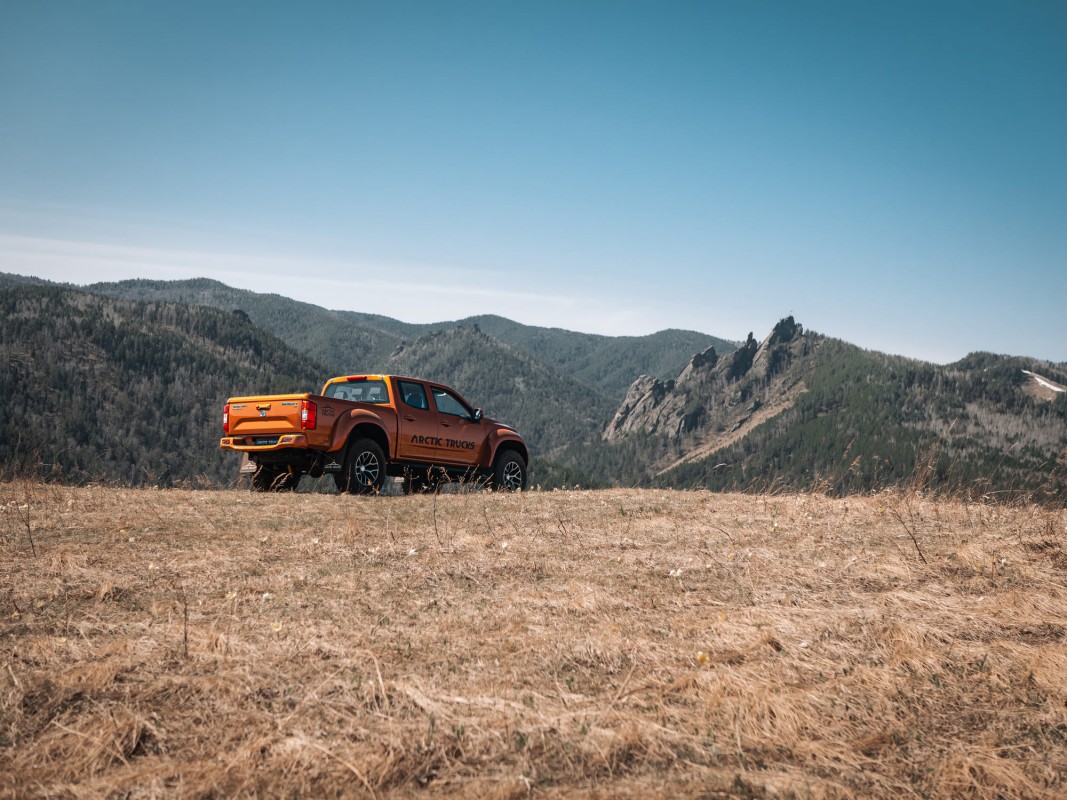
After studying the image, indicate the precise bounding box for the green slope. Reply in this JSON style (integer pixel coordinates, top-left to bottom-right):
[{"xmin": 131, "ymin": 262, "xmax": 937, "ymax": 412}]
[
  {"xmin": 84, "ymin": 277, "xmax": 402, "ymax": 371},
  {"xmin": 0, "ymin": 285, "xmax": 327, "ymax": 487},
  {"xmin": 386, "ymin": 326, "xmax": 616, "ymax": 462},
  {"xmin": 442, "ymin": 314, "xmax": 736, "ymax": 399},
  {"xmin": 11, "ymin": 274, "xmax": 1060, "ymax": 499},
  {"xmin": 75, "ymin": 276, "xmax": 729, "ymax": 399},
  {"xmin": 658, "ymin": 337, "xmax": 1067, "ymax": 501}
]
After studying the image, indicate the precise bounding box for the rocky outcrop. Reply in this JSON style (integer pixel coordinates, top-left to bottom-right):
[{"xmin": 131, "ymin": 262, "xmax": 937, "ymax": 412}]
[
  {"xmin": 726, "ymin": 334, "xmax": 759, "ymax": 381},
  {"xmin": 603, "ymin": 317, "xmax": 813, "ymax": 457},
  {"xmin": 604, "ymin": 375, "xmax": 673, "ymax": 440},
  {"xmin": 751, "ymin": 316, "xmax": 803, "ymax": 377},
  {"xmin": 676, "ymin": 345, "xmax": 718, "ymax": 383}
]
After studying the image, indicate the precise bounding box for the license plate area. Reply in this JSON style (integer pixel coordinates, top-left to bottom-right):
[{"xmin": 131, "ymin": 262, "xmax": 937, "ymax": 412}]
[{"xmin": 253, "ymin": 437, "xmax": 280, "ymax": 446}]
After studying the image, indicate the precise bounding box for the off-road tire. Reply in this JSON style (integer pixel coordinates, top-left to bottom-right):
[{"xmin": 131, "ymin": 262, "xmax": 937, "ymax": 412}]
[
  {"xmin": 335, "ymin": 438, "xmax": 386, "ymax": 495},
  {"xmin": 251, "ymin": 464, "xmax": 300, "ymax": 492},
  {"xmin": 491, "ymin": 450, "xmax": 527, "ymax": 492}
]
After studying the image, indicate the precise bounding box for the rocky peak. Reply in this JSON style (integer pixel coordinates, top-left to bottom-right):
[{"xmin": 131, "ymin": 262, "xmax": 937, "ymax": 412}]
[
  {"xmin": 726, "ymin": 333, "xmax": 759, "ymax": 381},
  {"xmin": 676, "ymin": 345, "xmax": 718, "ymax": 384},
  {"xmin": 752, "ymin": 315, "xmax": 802, "ymax": 367},
  {"xmin": 770, "ymin": 316, "xmax": 801, "ymax": 344},
  {"xmin": 603, "ymin": 316, "xmax": 812, "ymax": 448}
]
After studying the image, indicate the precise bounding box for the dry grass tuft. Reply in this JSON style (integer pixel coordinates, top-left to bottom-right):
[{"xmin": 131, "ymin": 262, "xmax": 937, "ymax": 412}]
[{"xmin": 2, "ymin": 481, "xmax": 1065, "ymax": 797}]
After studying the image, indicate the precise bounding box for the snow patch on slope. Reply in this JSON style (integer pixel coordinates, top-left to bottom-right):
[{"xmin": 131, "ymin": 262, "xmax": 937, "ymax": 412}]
[{"xmin": 1022, "ymin": 370, "xmax": 1066, "ymax": 393}]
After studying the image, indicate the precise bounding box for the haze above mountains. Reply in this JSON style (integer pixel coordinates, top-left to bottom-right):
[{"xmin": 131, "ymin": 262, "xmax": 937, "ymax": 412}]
[{"xmin": 2, "ymin": 271, "xmax": 1064, "ymax": 501}]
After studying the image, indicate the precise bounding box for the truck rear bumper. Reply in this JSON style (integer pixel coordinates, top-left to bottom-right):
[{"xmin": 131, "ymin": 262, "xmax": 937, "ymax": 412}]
[
  {"xmin": 220, "ymin": 434, "xmax": 309, "ymax": 451},
  {"xmin": 222, "ymin": 437, "xmax": 343, "ymax": 478}
]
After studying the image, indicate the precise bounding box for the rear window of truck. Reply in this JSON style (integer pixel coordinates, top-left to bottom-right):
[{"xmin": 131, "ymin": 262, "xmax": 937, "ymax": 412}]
[{"xmin": 325, "ymin": 379, "xmax": 389, "ymax": 404}]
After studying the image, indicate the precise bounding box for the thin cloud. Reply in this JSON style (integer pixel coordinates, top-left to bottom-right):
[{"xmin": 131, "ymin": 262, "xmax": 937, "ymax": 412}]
[{"xmin": 0, "ymin": 233, "xmax": 673, "ymax": 337}]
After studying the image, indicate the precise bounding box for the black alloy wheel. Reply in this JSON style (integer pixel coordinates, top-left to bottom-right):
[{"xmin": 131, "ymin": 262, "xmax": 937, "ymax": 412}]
[
  {"xmin": 336, "ymin": 438, "xmax": 385, "ymax": 495},
  {"xmin": 492, "ymin": 450, "xmax": 527, "ymax": 492}
]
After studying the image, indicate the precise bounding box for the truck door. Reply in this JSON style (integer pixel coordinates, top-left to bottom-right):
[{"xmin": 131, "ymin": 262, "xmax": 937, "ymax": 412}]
[
  {"xmin": 430, "ymin": 385, "xmax": 491, "ymax": 465},
  {"xmin": 394, "ymin": 380, "xmax": 440, "ymax": 463}
]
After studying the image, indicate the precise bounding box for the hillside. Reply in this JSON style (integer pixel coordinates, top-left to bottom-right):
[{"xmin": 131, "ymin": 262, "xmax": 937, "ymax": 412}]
[
  {"xmin": 414, "ymin": 314, "xmax": 735, "ymax": 399},
  {"xmin": 599, "ymin": 317, "xmax": 1067, "ymax": 501},
  {"xmin": 82, "ymin": 277, "xmax": 403, "ymax": 372},
  {"xmin": 385, "ymin": 326, "xmax": 616, "ymax": 462},
  {"xmin": 4, "ymin": 483, "xmax": 1065, "ymax": 797},
  {"xmin": 3, "ymin": 272, "xmax": 1064, "ymax": 499},
  {"xmin": 0, "ymin": 285, "xmax": 327, "ymax": 487},
  {"xmin": 0, "ymin": 281, "xmax": 613, "ymax": 488},
  {"xmin": 0, "ymin": 273, "xmax": 53, "ymax": 289},
  {"xmin": 605, "ymin": 317, "xmax": 812, "ymax": 454},
  {"xmin": 70, "ymin": 276, "xmax": 726, "ymax": 399}
]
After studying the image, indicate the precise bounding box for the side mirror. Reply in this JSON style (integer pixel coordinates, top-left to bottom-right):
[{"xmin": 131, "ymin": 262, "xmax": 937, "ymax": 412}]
[{"xmin": 473, "ymin": 408, "xmax": 484, "ymax": 422}]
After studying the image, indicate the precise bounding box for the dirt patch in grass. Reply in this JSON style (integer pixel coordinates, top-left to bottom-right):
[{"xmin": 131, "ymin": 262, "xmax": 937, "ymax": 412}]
[{"xmin": 2, "ymin": 482, "xmax": 1066, "ymax": 798}]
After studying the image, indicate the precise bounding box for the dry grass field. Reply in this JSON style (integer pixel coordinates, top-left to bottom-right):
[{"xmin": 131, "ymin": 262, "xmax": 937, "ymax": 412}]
[{"xmin": 1, "ymin": 481, "xmax": 1065, "ymax": 798}]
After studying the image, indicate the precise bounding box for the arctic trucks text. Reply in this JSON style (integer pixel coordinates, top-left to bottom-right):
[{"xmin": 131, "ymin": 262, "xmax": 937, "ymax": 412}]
[{"xmin": 220, "ymin": 375, "xmax": 528, "ymax": 493}]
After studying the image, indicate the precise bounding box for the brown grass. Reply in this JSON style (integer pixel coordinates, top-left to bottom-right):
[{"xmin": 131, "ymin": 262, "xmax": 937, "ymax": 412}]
[{"xmin": 1, "ymin": 481, "xmax": 1065, "ymax": 798}]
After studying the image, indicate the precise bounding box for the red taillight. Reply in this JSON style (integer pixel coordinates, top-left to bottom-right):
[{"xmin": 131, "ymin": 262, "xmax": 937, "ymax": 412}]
[
  {"xmin": 301, "ymin": 399, "xmax": 317, "ymax": 430},
  {"xmin": 223, "ymin": 403, "xmax": 230, "ymax": 434}
]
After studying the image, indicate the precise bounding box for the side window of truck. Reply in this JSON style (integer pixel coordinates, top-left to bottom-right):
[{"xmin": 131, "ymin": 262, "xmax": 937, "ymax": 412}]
[
  {"xmin": 432, "ymin": 387, "xmax": 471, "ymax": 419},
  {"xmin": 398, "ymin": 381, "xmax": 429, "ymax": 411}
]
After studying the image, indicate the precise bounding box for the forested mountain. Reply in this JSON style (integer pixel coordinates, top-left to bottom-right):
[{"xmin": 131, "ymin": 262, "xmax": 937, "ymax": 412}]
[
  {"xmin": 2, "ymin": 272, "xmax": 1063, "ymax": 501},
  {"xmin": 0, "ymin": 281, "xmax": 618, "ymax": 487},
  {"xmin": 0, "ymin": 274, "xmax": 713, "ymax": 486},
  {"xmin": 0, "ymin": 285, "xmax": 326, "ymax": 486},
  {"xmin": 597, "ymin": 317, "xmax": 1067, "ymax": 501},
  {"xmin": 82, "ymin": 277, "xmax": 403, "ymax": 372},
  {"xmin": 0, "ymin": 273, "xmax": 53, "ymax": 289},
  {"xmin": 73, "ymin": 277, "xmax": 725, "ymax": 399},
  {"xmin": 403, "ymin": 315, "xmax": 734, "ymax": 399}
]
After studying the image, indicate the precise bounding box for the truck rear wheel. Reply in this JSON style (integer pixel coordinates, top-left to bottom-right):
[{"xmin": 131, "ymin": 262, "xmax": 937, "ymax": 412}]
[
  {"xmin": 336, "ymin": 438, "xmax": 385, "ymax": 495},
  {"xmin": 251, "ymin": 464, "xmax": 300, "ymax": 492},
  {"xmin": 491, "ymin": 450, "xmax": 527, "ymax": 492}
]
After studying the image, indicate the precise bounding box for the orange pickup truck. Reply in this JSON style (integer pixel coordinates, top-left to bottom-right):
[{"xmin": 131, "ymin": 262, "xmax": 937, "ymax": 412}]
[{"xmin": 220, "ymin": 375, "xmax": 528, "ymax": 494}]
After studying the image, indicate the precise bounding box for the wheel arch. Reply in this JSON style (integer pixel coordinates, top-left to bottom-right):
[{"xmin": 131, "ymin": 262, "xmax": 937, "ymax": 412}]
[
  {"xmin": 347, "ymin": 422, "xmax": 391, "ymax": 461},
  {"xmin": 491, "ymin": 436, "xmax": 528, "ymax": 468}
]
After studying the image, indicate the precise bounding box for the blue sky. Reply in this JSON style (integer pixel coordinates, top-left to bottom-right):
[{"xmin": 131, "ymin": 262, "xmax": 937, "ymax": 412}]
[{"xmin": 1, "ymin": 1, "xmax": 1065, "ymax": 363}]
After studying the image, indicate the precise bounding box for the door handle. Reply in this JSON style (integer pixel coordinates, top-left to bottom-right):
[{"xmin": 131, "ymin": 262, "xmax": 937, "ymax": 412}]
[{"xmin": 404, "ymin": 416, "xmax": 416, "ymax": 422}]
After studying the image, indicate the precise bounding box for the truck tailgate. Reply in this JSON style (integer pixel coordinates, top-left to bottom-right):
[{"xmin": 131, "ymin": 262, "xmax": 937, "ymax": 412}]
[{"xmin": 227, "ymin": 394, "xmax": 309, "ymax": 442}]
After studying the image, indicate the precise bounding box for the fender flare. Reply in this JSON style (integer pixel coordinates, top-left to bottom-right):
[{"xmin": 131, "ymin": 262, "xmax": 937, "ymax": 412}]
[
  {"xmin": 487, "ymin": 431, "xmax": 528, "ymax": 468},
  {"xmin": 332, "ymin": 409, "xmax": 395, "ymax": 458}
]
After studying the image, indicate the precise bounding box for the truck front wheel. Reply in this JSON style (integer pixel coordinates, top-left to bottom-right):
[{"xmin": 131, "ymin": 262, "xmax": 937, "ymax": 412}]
[
  {"xmin": 251, "ymin": 464, "xmax": 300, "ymax": 492},
  {"xmin": 336, "ymin": 438, "xmax": 385, "ymax": 495},
  {"xmin": 492, "ymin": 450, "xmax": 527, "ymax": 492}
]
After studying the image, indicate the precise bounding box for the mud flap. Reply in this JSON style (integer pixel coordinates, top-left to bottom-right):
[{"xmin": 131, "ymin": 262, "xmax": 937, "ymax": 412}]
[{"xmin": 239, "ymin": 453, "xmax": 256, "ymax": 474}]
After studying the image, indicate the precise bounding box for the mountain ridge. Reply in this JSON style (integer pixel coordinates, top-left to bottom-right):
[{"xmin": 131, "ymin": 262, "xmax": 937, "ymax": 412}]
[
  {"xmin": 2, "ymin": 272, "xmax": 1064, "ymax": 500},
  {"xmin": 596, "ymin": 317, "xmax": 1067, "ymax": 500},
  {"xmin": 0, "ymin": 283, "xmax": 326, "ymax": 486},
  {"xmin": 71, "ymin": 275, "xmax": 733, "ymax": 399}
]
